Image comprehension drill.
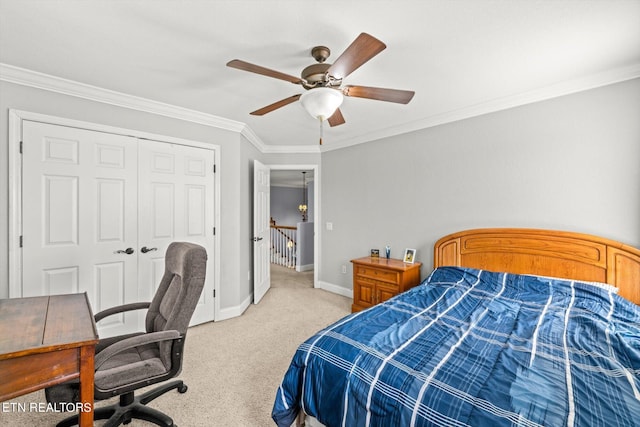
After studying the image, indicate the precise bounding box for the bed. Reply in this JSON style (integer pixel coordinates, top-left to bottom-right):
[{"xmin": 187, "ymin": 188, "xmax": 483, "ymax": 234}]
[{"xmin": 272, "ymin": 228, "xmax": 640, "ymax": 427}]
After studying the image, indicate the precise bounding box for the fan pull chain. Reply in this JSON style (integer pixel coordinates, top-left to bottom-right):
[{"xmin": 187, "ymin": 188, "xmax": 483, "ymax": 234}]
[{"xmin": 319, "ymin": 118, "xmax": 323, "ymax": 145}]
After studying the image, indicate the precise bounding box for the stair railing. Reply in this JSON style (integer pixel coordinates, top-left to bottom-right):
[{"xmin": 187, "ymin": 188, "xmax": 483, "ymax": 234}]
[{"xmin": 270, "ymin": 225, "xmax": 297, "ymax": 269}]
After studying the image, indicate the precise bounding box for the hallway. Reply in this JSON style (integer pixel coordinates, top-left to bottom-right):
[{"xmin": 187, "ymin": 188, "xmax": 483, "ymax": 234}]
[{"xmin": 270, "ymin": 264, "xmax": 313, "ymax": 289}]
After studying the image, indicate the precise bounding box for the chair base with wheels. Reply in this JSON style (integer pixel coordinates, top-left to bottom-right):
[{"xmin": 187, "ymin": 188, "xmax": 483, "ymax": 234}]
[{"xmin": 56, "ymin": 380, "xmax": 188, "ymax": 427}]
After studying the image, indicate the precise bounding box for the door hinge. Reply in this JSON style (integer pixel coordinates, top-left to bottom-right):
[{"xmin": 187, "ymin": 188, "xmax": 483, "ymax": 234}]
[
  {"xmin": 19, "ymin": 141, "xmax": 23, "ymax": 154},
  {"xmin": 19, "ymin": 235, "xmax": 23, "ymax": 248},
  {"xmin": 213, "ymin": 164, "xmax": 216, "ymax": 173},
  {"xmin": 213, "ymin": 227, "xmax": 216, "ymax": 236},
  {"xmin": 213, "ymin": 289, "xmax": 216, "ymax": 298}
]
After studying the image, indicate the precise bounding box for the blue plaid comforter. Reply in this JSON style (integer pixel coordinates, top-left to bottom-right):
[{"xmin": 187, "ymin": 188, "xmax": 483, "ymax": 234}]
[{"xmin": 272, "ymin": 267, "xmax": 640, "ymax": 427}]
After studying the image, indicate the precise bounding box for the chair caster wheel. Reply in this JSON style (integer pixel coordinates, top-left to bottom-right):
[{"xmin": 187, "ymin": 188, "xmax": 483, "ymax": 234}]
[{"xmin": 178, "ymin": 384, "xmax": 188, "ymax": 393}]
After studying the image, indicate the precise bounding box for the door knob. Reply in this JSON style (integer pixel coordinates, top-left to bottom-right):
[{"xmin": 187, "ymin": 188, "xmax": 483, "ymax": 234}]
[
  {"xmin": 253, "ymin": 237, "xmax": 263, "ymax": 242},
  {"xmin": 141, "ymin": 246, "xmax": 158, "ymax": 254},
  {"xmin": 114, "ymin": 247, "xmax": 135, "ymax": 255}
]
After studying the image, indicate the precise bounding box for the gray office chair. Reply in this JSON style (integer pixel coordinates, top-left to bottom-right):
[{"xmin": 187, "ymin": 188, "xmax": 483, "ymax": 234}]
[{"xmin": 46, "ymin": 242, "xmax": 207, "ymax": 427}]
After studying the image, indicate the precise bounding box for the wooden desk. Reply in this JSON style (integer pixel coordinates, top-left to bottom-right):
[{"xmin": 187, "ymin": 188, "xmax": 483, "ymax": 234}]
[{"xmin": 0, "ymin": 293, "xmax": 99, "ymax": 426}]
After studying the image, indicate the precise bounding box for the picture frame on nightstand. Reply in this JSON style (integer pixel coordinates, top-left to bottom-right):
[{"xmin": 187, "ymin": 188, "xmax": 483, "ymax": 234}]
[{"xmin": 403, "ymin": 248, "xmax": 416, "ymax": 263}]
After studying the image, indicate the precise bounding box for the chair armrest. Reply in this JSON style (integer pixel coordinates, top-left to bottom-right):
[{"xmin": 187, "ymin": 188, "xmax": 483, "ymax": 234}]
[
  {"xmin": 94, "ymin": 330, "xmax": 182, "ymax": 370},
  {"xmin": 94, "ymin": 302, "xmax": 151, "ymax": 322}
]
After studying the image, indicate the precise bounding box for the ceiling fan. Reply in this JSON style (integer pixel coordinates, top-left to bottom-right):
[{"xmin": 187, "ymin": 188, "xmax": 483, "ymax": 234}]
[{"xmin": 227, "ymin": 33, "xmax": 415, "ymax": 140}]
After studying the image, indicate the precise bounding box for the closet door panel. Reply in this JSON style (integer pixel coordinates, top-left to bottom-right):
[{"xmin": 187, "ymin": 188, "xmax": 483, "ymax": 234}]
[
  {"xmin": 21, "ymin": 121, "xmax": 139, "ymax": 337},
  {"xmin": 138, "ymin": 140, "xmax": 215, "ymax": 325}
]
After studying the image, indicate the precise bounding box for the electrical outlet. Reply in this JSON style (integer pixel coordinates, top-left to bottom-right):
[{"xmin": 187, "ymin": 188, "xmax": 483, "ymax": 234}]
[
  {"xmin": 341, "ymin": 265, "xmax": 347, "ymax": 274},
  {"xmin": 326, "ymin": 222, "xmax": 333, "ymax": 231}
]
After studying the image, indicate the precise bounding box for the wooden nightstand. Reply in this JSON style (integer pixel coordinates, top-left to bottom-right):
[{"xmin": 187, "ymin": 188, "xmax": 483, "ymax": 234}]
[{"xmin": 351, "ymin": 257, "xmax": 422, "ymax": 312}]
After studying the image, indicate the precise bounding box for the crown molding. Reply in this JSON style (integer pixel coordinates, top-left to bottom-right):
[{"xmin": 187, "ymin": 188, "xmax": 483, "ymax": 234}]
[
  {"xmin": 321, "ymin": 63, "xmax": 640, "ymax": 152},
  {"xmin": 3, "ymin": 62, "xmax": 638, "ymax": 155},
  {"xmin": 238, "ymin": 122, "xmax": 267, "ymax": 152},
  {"xmin": 0, "ymin": 63, "xmax": 268, "ymax": 148},
  {"xmin": 262, "ymin": 144, "xmax": 322, "ymax": 154}
]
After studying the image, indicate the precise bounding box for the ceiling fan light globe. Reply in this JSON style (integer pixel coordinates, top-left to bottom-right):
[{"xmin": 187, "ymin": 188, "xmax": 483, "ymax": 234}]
[{"xmin": 300, "ymin": 87, "xmax": 343, "ymax": 121}]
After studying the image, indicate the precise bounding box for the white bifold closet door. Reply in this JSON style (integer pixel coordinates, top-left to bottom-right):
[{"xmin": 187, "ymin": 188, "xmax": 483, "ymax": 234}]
[
  {"xmin": 137, "ymin": 139, "xmax": 215, "ymax": 326},
  {"xmin": 21, "ymin": 121, "xmax": 215, "ymax": 337}
]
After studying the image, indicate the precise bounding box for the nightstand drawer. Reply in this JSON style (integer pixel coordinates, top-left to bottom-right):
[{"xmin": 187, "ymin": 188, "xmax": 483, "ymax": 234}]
[{"xmin": 355, "ymin": 266, "xmax": 399, "ymax": 284}]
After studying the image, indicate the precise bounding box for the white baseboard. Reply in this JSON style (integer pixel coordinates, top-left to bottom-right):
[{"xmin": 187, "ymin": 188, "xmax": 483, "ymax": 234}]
[
  {"xmin": 296, "ymin": 263, "xmax": 314, "ymax": 272},
  {"xmin": 316, "ymin": 280, "xmax": 353, "ymax": 299},
  {"xmin": 216, "ymin": 293, "xmax": 252, "ymax": 321},
  {"xmin": 216, "ymin": 281, "xmax": 351, "ymax": 322}
]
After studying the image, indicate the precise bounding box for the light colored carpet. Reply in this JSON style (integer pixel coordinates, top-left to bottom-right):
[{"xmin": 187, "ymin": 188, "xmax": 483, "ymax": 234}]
[{"xmin": 1, "ymin": 265, "xmax": 351, "ymax": 426}]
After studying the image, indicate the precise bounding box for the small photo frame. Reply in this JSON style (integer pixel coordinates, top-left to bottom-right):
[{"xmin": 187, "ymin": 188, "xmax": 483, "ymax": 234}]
[
  {"xmin": 403, "ymin": 248, "xmax": 416, "ymax": 263},
  {"xmin": 370, "ymin": 249, "xmax": 380, "ymax": 258}
]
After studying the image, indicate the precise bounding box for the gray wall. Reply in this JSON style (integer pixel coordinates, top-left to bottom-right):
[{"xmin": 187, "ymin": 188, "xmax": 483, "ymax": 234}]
[
  {"xmin": 307, "ymin": 179, "xmax": 315, "ymax": 224},
  {"xmin": 296, "ymin": 221, "xmax": 314, "ymax": 269},
  {"xmin": 2, "ymin": 77, "xmax": 637, "ymax": 309},
  {"xmin": 271, "ymin": 185, "xmax": 312, "ymax": 226},
  {"xmin": 320, "ymin": 78, "xmax": 640, "ymax": 291}
]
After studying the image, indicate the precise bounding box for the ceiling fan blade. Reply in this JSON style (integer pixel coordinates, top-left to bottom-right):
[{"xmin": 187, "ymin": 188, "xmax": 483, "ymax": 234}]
[
  {"xmin": 342, "ymin": 85, "xmax": 415, "ymax": 104},
  {"xmin": 250, "ymin": 94, "xmax": 301, "ymax": 116},
  {"xmin": 327, "ymin": 33, "xmax": 386, "ymax": 80},
  {"xmin": 327, "ymin": 108, "xmax": 345, "ymax": 127},
  {"xmin": 227, "ymin": 59, "xmax": 303, "ymax": 84}
]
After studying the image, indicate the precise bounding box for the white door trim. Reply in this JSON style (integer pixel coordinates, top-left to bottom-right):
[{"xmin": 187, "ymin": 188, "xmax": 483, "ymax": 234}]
[
  {"xmin": 8, "ymin": 109, "xmax": 221, "ymax": 321},
  {"xmin": 268, "ymin": 164, "xmax": 320, "ymax": 288}
]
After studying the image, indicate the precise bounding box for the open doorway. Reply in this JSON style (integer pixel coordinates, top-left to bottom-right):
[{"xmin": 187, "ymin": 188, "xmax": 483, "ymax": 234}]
[{"xmin": 269, "ymin": 165, "xmax": 318, "ymax": 286}]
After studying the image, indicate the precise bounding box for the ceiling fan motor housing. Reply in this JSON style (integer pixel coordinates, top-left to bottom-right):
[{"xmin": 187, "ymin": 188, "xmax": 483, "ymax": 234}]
[
  {"xmin": 301, "ymin": 45, "xmax": 342, "ymax": 89},
  {"xmin": 301, "ymin": 63, "xmax": 332, "ymax": 86}
]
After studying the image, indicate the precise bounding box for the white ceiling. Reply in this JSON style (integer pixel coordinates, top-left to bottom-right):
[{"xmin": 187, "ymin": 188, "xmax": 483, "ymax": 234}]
[{"xmin": 1, "ymin": 0, "xmax": 639, "ymax": 150}]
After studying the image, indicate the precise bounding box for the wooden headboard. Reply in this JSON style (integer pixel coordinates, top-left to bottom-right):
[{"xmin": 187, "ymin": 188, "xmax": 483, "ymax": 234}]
[{"xmin": 434, "ymin": 228, "xmax": 640, "ymax": 305}]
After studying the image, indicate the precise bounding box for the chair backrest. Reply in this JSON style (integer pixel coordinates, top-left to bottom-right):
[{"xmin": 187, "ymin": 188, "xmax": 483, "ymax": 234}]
[{"xmin": 146, "ymin": 242, "xmax": 207, "ymax": 367}]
